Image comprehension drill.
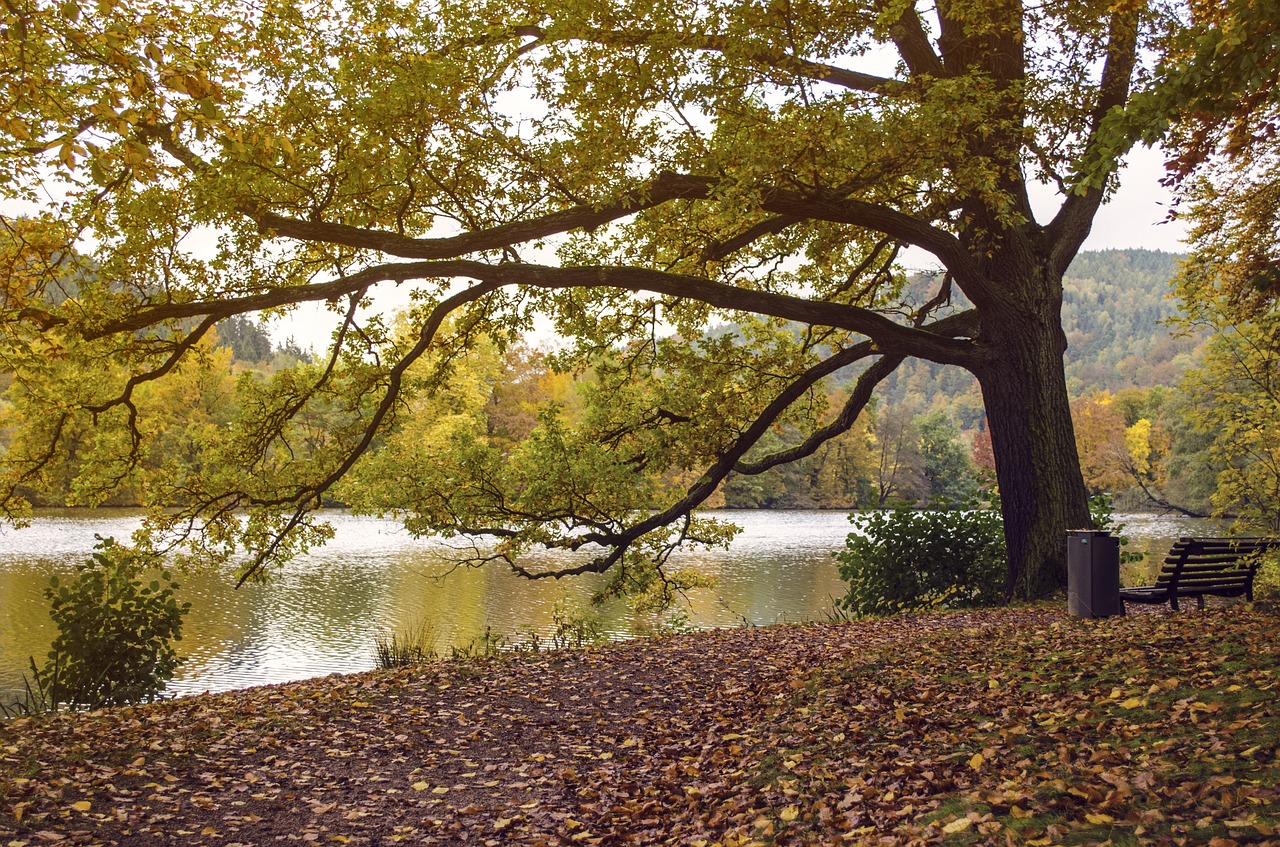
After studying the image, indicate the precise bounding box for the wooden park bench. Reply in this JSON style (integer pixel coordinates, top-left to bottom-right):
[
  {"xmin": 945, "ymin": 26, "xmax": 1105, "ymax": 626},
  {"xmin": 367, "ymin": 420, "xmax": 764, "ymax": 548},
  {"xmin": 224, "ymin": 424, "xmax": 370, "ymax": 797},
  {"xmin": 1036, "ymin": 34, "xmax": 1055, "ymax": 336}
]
[{"xmin": 1119, "ymin": 536, "xmax": 1277, "ymax": 611}]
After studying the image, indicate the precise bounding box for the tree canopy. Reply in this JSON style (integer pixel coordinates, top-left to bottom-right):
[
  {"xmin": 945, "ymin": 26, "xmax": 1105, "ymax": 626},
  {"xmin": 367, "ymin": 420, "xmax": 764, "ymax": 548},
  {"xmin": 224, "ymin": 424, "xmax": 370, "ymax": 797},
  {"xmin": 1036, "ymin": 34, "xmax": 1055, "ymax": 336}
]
[
  {"xmin": 1127, "ymin": 0, "xmax": 1280, "ymax": 319},
  {"xmin": 0, "ymin": 0, "xmax": 1187, "ymax": 598}
]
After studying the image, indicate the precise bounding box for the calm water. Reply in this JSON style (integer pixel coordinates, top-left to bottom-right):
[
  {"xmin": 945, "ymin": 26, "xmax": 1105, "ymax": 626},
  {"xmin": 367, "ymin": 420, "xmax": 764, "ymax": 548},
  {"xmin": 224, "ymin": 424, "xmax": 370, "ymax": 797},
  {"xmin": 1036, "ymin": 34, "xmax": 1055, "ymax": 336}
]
[{"xmin": 0, "ymin": 509, "xmax": 1218, "ymax": 700}]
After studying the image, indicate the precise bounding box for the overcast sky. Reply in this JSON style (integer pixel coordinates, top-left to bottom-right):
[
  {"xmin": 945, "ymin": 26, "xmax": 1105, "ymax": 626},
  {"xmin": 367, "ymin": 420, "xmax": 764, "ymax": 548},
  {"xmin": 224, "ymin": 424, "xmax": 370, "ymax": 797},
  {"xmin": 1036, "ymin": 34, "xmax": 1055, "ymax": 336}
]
[{"xmin": 1052, "ymin": 146, "xmax": 1189, "ymax": 253}]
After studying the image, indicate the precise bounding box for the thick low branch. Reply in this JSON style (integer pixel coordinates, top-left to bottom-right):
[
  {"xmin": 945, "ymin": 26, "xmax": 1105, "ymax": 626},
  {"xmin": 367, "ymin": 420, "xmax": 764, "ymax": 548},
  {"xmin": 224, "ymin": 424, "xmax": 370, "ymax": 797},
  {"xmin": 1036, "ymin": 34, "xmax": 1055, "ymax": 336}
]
[
  {"xmin": 94, "ymin": 259, "xmax": 981, "ymax": 366},
  {"xmin": 249, "ymin": 171, "xmax": 712, "ymax": 260},
  {"xmin": 147, "ymin": 124, "xmax": 979, "ymax": 287},
  {"xmin": 85, "ymin": 260, "xmax": 441, "ymax": 338},
  {"xmin": 244, "ymin": 176, "xmax": 982, "ymax": 285}
]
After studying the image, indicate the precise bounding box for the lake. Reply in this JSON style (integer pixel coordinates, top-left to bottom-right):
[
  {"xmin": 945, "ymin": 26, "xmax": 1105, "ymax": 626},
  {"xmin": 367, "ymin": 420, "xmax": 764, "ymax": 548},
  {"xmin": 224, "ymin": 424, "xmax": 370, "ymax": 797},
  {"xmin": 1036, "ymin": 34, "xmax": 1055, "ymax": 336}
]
[{"xmin": 0, "ymin": 509, "xmax": 1219, "ymax": 701}]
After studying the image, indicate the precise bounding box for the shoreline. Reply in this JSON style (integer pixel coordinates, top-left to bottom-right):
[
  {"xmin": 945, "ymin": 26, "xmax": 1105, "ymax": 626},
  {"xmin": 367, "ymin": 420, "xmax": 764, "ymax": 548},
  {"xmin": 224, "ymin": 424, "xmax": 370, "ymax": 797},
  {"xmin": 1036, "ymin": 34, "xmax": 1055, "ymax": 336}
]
[{"xmin": 3, "ymin": 603, "xmax": 1277, "ymax": 845}]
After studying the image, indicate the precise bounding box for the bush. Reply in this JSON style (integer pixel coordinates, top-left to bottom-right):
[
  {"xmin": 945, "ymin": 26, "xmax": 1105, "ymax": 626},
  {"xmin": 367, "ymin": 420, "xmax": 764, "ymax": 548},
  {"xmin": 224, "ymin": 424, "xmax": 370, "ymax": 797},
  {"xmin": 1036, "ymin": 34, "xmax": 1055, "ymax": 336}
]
[
  {"xmin": 835, "ymin": 505, "xmax": 1006, "ymax": 617},
  {"xmin": 1254, "ymin": 550, "xmax": 1280, "ymax": 601},
  {"xmin": 33, "ymin": 537, "xmax": 190, "ymax": 709}
]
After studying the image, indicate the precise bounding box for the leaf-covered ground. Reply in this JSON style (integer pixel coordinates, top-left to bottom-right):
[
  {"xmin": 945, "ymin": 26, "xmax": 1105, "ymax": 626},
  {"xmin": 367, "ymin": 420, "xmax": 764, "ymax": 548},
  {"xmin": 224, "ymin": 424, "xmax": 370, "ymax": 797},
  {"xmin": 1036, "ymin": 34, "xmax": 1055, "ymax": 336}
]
[{"xmin": 2, "ymin": 604, "xmax": 1278, "ymax": 846}]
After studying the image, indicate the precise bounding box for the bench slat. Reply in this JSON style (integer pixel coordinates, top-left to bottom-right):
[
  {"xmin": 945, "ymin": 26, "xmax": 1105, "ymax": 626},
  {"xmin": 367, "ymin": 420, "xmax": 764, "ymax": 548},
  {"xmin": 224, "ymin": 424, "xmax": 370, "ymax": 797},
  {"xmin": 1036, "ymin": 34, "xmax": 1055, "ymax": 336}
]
[
  {"xmin": 1162, "ymin": 568, "xmax": 1249, "ymax": 580},
  {"xmin": 1163, "ymin": 554, "xmax": 1266, "ymax": 567},
  {"xmin": 1160, "ymin": 579, "xmax": 1249, "ymax": 591},
  {"xmin": 1156, "ymin": 570, "xmax": 1250, "ymax": 581},
  {"xmin": 1172, "ymin": 545, "xmax": 1269, "ymax": 557},
  {"xmin": 1124, "ymin": 536, "xmax": 1276, "ymax": 611}
]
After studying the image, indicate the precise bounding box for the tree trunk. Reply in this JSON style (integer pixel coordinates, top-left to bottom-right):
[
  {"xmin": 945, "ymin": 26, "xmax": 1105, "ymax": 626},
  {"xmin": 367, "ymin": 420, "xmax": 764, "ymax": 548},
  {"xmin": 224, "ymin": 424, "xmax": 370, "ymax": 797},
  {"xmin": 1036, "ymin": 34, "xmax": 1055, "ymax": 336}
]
[{"xmin": 974, "ymin": 263, "xmax": 1092, "ymax": 600}]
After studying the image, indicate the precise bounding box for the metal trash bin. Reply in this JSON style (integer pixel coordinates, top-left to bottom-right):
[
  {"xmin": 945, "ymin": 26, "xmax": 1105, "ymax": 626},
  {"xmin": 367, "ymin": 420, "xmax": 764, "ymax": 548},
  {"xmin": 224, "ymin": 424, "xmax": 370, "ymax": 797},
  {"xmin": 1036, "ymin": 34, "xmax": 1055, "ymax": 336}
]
[{"xmin": 1067, "ymin": 530, "xmax": 1122, "ymax": 618}]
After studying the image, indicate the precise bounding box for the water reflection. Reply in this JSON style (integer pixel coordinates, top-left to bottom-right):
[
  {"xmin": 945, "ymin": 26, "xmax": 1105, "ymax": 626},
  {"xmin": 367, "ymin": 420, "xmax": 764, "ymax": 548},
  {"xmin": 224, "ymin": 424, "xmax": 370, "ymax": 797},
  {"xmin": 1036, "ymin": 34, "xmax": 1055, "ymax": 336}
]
[{"xmin": 0, "ymin": 509, "xmax": 1219, "ymax": 699}]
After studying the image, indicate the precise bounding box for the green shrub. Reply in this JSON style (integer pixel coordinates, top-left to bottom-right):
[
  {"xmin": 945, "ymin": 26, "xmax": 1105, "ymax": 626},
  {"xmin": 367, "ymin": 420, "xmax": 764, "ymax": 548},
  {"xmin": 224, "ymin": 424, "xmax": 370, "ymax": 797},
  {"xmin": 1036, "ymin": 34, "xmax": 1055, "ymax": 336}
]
[
  {"xmin": 835, "ymin": 504, "xmax": 1006, "ymax": 617},
  {"xmin": 1254, "ymin": 550, "xmax": 1280, "ymax": 601},
  {"xmin": 33, "ymin": 537, "xmax": 190, "ymax": 709}
]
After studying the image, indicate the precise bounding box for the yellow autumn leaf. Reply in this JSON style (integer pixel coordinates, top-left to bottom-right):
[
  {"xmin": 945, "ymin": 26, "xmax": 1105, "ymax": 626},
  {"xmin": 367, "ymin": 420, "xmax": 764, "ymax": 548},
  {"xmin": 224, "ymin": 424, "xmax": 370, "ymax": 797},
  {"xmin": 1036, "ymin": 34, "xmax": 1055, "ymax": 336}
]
[
  {"xmin": 969, "ymin": 752, "xmax": 984, "ymax": 770},
  {"xmin": 942, "ymin": 817, "xmax": 972, "ymax": 833},
  {"xmin": 1085, "ymin": 812, "xmax": 1114, "ymax": 824},
  {"xmin": 411, "ymin": 781, "xmax": 429, "ymax": 791},
  {"xmin": 1119, "ymin": 697, "xmax": 1143, "ymax": 709},
  {"xmin": 72, "ymin": 800, "xmax": 91, "ymax": 812},
  {"xmin": 6, "ymin": 118, "xmax": 31, "ymax": 141},
  {"xmin": 779, "ymin": 805, "xmax": 799, "ymax": 822}
]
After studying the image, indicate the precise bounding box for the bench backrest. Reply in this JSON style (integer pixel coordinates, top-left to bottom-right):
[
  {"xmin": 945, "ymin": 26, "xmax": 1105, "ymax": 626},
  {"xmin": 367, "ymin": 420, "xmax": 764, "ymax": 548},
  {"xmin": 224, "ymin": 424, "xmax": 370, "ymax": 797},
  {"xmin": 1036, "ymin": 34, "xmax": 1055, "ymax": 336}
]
[{"xmin": 1154, "ymin": 537, "xmax": 1277, "ymax": 593}]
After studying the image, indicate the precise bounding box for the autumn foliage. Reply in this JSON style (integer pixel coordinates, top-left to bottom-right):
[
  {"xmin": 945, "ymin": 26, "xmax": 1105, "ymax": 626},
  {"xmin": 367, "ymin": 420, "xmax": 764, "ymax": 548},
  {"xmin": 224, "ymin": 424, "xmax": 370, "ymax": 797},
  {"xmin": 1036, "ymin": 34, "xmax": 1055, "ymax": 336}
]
[{"xmin": 3, "ymin": 604, "xmax": 1278, "ymax": 845}]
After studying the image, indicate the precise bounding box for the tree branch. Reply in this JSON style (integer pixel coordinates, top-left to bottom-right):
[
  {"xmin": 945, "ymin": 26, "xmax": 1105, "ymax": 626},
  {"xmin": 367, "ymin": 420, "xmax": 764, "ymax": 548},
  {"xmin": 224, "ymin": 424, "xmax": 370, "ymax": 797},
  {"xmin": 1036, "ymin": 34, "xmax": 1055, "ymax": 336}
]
[
  {"xmin": 735, "ymin": 350, "xmax": 903, "ymax": 475},
  {"xmin": 507, "ymin": 340, "xmax": 883, "ymax": 580},
  {"xmin": 231, "ymin": 279, "xmax": 508, "ymax": 584},
  {"xmin": 701, "ymin": 215, "xmax": 800, "ymax": 262},
  {"xmin": 890, "ymin": 5, "xmax": 946, "ymax": 79},
  {"xmin": 1046, "ymin": 7, "xmax": 1142, "ymax": 273},
  {"xmin": 249, "ymin": 171, "xmax": 713, "ymax": 260},
  {"xmin": 92, "ymin": 259, "xmax": 980, "ymax": 366},
  {"xmin": 514, "ymin": 25, "xmax": 904, "ymax": 95},
  {"xmin": 146, "ymin": 121, "xmax": 979, "ymax": 285}
]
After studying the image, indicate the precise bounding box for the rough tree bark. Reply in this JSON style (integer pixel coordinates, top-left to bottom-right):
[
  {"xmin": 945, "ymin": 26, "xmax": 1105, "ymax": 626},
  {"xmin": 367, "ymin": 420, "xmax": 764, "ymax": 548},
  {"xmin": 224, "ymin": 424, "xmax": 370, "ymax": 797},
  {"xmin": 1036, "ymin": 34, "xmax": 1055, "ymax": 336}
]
[{"xmin": 971, "ymin": 254, "xmax": 1094, "ymax": 597}]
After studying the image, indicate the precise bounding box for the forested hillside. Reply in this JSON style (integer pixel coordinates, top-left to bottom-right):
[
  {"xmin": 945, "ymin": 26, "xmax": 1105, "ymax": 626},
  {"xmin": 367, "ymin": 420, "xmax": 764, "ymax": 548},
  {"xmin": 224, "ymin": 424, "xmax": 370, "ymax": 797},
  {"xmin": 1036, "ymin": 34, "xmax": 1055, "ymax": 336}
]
[
  {"xmin": 1061, "ymin": 250, "xmax": 1198, "ymax": 391},
  {"xmin": 870, "ymin": 249, "xmax": 1195, "ymax": 417}
]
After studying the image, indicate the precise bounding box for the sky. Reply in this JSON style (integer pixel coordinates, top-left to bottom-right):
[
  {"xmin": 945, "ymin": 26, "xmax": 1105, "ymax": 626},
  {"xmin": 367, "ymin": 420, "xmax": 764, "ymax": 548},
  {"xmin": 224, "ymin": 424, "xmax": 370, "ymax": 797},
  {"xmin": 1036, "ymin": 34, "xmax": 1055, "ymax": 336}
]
[{"xmin": 1052, "ymin": 146, "xmax": 1188, "ymax": 253}]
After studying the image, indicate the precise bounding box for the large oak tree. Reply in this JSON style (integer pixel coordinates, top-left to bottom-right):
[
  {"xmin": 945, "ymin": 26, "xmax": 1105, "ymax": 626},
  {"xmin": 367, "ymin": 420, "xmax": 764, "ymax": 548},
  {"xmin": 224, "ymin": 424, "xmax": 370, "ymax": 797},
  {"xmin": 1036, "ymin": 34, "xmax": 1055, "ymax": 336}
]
[{"xmin": 1, "ymin": 0, "xmax": 1173, "ymax": 598}]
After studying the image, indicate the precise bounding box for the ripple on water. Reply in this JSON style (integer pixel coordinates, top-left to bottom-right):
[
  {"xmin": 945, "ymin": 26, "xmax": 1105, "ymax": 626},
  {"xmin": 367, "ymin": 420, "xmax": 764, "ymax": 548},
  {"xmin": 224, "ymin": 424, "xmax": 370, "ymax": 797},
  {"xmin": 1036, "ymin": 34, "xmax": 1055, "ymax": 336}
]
[{"xmin": 0, "ymin": 509, "xmax": 1218, "ymax": 699}]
